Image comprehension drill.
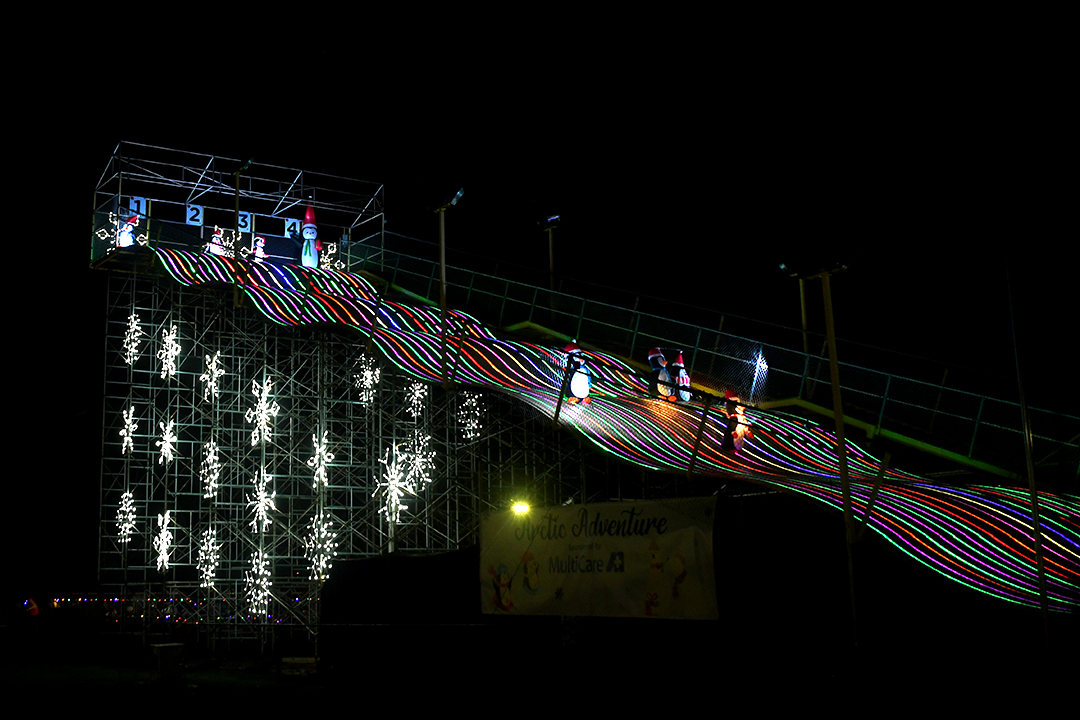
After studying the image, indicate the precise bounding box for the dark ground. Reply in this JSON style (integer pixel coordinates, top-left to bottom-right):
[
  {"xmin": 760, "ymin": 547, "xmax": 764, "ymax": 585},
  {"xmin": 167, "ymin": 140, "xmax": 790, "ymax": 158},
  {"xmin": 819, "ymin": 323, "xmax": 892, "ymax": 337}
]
[{"xmin": 5, "ymin": 489, "xmax": 1075, "ymax": 705}]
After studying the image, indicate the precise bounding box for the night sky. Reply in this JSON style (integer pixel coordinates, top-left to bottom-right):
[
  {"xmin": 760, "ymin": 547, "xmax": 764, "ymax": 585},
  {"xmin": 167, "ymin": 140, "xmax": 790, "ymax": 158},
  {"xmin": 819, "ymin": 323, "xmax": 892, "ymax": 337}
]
[{"xmin": 8, "ymin": 29, "xmax": 1072, "ymax": 648}]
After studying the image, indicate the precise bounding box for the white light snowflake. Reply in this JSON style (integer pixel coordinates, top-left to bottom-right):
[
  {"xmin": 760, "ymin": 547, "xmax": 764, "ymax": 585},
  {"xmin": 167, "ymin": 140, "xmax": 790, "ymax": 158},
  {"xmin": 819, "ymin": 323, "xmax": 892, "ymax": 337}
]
[
  {"xmin": 406, "ymin": 382, "xmax": 427, "ymax": 420},
  {"xmin": 245, "ymin": 549, "xmax": 272, "ymax": 617},
  {"xmin": 403, "ymin": 429, "xmax": 436, "ymax": 492},
  {"xmin": 120, "ymin": 406, "xmax": 138, "ymax": 455},
  {"xmin": 307, "ymin": 431, "xmax": 335, "ymax": 489},
  {"xmin": 374, "ymin": 446, "xmax": 410, "ymax": 524},
  {"xmin": 459, "ymin": 391, "xmax": 483, "ymax": 441},
  {"xmin": 198, "ymin": 527, "xmax": 221, "ymax": 589},
  {"xmin": 247, "ymin": 469, "xmax": 277, "ymax": 533},
  {"xmin": 200, "ymin": 351, "xmax": 226, "ymax": 401},
  {"xmin": 200, "ymin": 438, "xmax": 222, "ymax": 500},
  {"xmin": 123, "ymin": 314, "xmax": 145, "ymax": 365},
  {"xmin": 245, "ymin": 377, "xmax": 280, "ymax": 446},
  {"xmin": 303, "ymin": 512, "xmax": 338, "ymax": 582},
  {"xmin": 116, "ymin": 491, "xmax": 137, "ymax": 544},
  {"xmin": 157, "ymin": 324, "xmax": 181, "ymax": 380},
  {"xmin": 156, "ymin": 419, "xmax": 177, "ymax": 465},
  {"xmin": 154, "ymin": 510, "xmax": 173, "ymax": 572},
  {"xmin": 353, "ymin": 355, "xmax": 381, "ymax": 406}
]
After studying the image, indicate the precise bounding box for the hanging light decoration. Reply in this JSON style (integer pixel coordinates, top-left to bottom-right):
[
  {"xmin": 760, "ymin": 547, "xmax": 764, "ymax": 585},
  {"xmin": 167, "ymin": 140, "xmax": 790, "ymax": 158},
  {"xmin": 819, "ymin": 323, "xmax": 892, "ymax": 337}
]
[
  {"xmin": 406, "ymin": 382, "xmax": 427, "ymax": 420},
  {"xmin": 307, "ymin": 431, "xmax": 335, "ymax": 489},
  {"xmin": 123, "ymin": 314, "xmax": 145, "ymax": 365},
  {"xmin": 353, "ymin": 354, "xmax": 381, "ymax": 406},
  {"xmin": 374, "ymin": 446, "xmax": 410, "ymax": 524},
  {"xmin": 116, "ymin": 491, "xmax": 137, "ymax": 544},
  {"xmin": 157, "ymin": 324, "xmax": 181, "ymax": 380},
  {"xmin": 120, "ymin": 406, "xmax": 138, "ymax": 455},
  {"xmin": 200, "ymin": 351, "xmax": 226, "ymax": 401},
  {"xmin": 247, "ymin": 469, "xmax": 276, "ymax": 533},
  {"xmin": 459, "ymin": 390, "xmax": 483, "ymax": 441},
  {"xmin": 156, "ymin": 419, "xmax": 177, "ymax": 465},
  {"xmin": 245, "ymin": 377, "xmax": 280, "ymax": 446},
  {"xmin": 303, "ymin": 512, "xmax": 338, "ymax": 582},
  {"xmin": 245, "ymin": 549, "xmax": 272, "ymax": 617},
  {"xmin": 153, "ymin": 511, "xmax": 173, "ymax": 571},
  {"xmin": 404, "ymin": 429, "xmax": 436, "ymax": 491},
  {"xmin": 200, "ymin": 438, "xmax": 222, "ymax": 500},
  {"xmin": 198, "ymin": 527, "xmax": 221, "ymax": 588}
]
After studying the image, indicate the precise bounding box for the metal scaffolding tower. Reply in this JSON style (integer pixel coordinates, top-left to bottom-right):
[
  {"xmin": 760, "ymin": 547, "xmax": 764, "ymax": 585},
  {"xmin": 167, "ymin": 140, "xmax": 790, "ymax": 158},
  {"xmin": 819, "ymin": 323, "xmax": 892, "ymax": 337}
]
[
  {"xmin": 97, "ymin": 266, "xmax": 653, "ymax": 638},
  {"xmin": 91, "ymin": 142, "xmax": 700, "ymax": 641}
]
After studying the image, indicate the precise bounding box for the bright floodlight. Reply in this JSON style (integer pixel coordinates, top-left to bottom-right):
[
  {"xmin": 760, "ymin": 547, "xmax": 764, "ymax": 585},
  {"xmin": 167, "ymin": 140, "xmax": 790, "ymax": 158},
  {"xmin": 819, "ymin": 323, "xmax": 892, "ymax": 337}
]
[{"xmin": 512, "ymin": 502, "xmax": 530, "ymax": 515}]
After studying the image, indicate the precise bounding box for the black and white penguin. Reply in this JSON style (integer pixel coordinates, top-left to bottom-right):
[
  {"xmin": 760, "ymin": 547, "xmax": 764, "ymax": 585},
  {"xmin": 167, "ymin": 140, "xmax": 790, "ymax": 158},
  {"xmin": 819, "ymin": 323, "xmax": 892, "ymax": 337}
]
[
  {"xmin": 647, "ymin": 346, "xmax": 672, "ymax": 400},
  {"xmin": 670, "ymin": 351, "xmax": 691, "ymax": 403},
  {"xmin": 563, "ymin": 340, "xmax": 592, "ymax": 404}
]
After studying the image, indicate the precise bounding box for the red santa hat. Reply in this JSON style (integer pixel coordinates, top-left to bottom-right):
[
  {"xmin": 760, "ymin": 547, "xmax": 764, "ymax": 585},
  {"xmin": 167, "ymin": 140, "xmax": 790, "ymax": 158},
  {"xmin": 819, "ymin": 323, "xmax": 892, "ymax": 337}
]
[
  {"xmin": 564, "ymin": 340, "xmax": 582, "ymax": 355},
  {"xmin": 672, "ymin": 352, "xmax": 685, "ymax": 367},
  {"xmin": 303, "ymin": 201, "xmax": 317, "ymax": 232},
  {"xmin": 725, "ymin": 389, "xmax": 739, "ymax": 400},
  {"xmin": 648, "ymin": 347, "xmax": 664, "ymax": 361}
]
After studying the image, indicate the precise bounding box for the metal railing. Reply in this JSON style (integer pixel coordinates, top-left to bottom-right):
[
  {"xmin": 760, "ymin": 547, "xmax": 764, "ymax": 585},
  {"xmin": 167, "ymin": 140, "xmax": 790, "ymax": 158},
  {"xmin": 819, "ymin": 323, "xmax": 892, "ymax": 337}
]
[{"xmin": 346, "ymin": 235, "xmax": 1079, "ymax": 483}]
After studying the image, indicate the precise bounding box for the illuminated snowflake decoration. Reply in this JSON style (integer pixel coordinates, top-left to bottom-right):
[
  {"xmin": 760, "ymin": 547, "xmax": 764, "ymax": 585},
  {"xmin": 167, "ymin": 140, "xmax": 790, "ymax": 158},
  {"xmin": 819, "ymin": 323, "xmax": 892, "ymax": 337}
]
[
  {"xmin": 459, "ymin": 391, "xmax": 483, "ymax": 441},
  {"xmin": 116, "ymin": 491, "xmax": 137, "ymax": 544},
  {"xmin": 319, "ymin": 242, "xmax": 344, "ymax": 270},
  {"xmin": 245, "ymin": 549, "xmax": 272, "ymax": 617},
  {"xmin": 406, "ymin": 382, "xmax": 427, "ymax": 420},
  {"xmin": 198, "ymin": 527, "xmax": 221, "ymax": 589},
  {"xmin": 156, "ymin": 419, "xmax": 177, "ymax": 465},
  {"xmin": 157, "ymin": 324, "xmax": 181, "ymax": 380},
  {"xmin": 374, "ymin": 446, "xmax": 410, "ymax": 524},
  {"xmin": 353, "ymin": 355, "xmax": 381, "ymax": 406},
  {"xmin": 120, "ymin": 406, "xmax": 138, "ymax": 455},
  {"xmin": 123, "ymin": 314, "xmax": 145, "ymax": 365},
  {"xmin": 97, "ymin": 212, "xmax": 148, "ymax": 252},
  {"xmin": 245, "ymin": 377, "xmax": 280, "ymax": 446},
  {"xmin": 153, "ymin": 510, "xmax": 173, "ymax": 572},
  {"xmin": 200, "ymin": 351, "xmax": 226, "ymax": 401},
  {"xmin": 404, "ymin": 429, "xmax": 436, "ymax": 491},
  {"xmin": 303, "ymin": 512, "xmax": 338, "ymax": 582},
  {"xmin": 307, "ymin": 431, "xmax": 335, "ymax": 489},
  {"xmin": 200, "ymin": 438, "xmax": 222, "ymax": 500},
  {"xmin": 247, "ymin": 469, "xmax": 277, "ymax": 533}
]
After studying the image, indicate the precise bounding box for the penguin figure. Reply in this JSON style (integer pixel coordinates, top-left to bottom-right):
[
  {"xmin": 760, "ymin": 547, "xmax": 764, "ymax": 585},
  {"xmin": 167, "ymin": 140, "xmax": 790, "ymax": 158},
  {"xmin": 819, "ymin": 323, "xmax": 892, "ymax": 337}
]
[
  {"xmin": 117, "ymin": 214, "xmax": 139, "ymax": 248},
  {"xmin": 206, "ymin": 226, "xmax": 228, "ymax": 256},
  {"xmin": 300, "ymin": 201, "xmax": 320, "ymax": 268},
  {"xmin": 670, "ymin": 351, "xmax": 691, "ymax": 403},
  {"xmin": 721, "ymin": 389, "xmax": 753, "ymax": 451},
  {"xmin": 647, "ymin": 347, "xmax": 673, "ymax": 400},
  {"xmin": 563, "ymin": 340, "xmax": 592, "ymax": 405}
]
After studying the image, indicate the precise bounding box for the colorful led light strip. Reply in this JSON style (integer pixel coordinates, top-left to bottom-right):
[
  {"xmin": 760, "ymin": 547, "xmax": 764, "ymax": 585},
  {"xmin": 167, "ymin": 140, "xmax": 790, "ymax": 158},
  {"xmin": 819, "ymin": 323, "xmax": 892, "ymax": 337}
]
[{"xmin": 144, "ymin": 247, "xmax": 1080, "ymax": 611}]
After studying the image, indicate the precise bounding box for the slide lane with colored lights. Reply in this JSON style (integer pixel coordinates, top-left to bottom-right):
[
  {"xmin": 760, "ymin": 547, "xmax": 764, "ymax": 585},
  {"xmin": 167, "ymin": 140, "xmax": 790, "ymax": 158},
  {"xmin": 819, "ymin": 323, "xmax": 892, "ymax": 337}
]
[{"xmin": 152, "ymin": 247, "xmax": 1080, "ymax": 612}]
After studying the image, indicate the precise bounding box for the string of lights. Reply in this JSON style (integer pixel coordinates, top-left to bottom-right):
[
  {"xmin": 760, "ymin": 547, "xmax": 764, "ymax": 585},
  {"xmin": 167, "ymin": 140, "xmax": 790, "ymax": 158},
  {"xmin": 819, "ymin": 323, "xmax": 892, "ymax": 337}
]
[{"xmin": 110, "ymin": 246, "xmax": 1080, "ymax": 611}]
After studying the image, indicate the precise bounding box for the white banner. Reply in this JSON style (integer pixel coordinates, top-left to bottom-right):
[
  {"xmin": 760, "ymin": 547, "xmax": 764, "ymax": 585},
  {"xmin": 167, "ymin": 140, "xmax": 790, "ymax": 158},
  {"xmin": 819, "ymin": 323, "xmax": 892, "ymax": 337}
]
[{"xmin": 481, "ymin": 497, "xmax": 717, "ymax": 619}]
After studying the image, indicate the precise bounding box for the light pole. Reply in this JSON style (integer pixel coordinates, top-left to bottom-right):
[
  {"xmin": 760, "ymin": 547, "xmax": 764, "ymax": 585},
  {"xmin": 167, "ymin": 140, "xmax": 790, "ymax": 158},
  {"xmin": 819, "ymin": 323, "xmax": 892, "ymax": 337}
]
[
  {"xmin": 435, "ymin": 188, "xmax": 463, "ymax": 388},
  {"xmin": 781, "ymin": 257, "xmax": 858, "ymax": 648}
]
